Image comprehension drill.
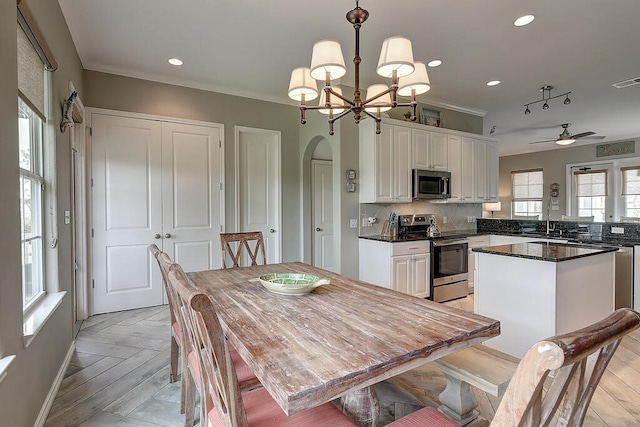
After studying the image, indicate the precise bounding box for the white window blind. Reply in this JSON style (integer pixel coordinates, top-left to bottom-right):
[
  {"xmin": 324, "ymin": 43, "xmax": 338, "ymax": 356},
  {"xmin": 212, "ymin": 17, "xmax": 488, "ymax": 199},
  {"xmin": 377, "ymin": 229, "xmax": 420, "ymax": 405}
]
[
  {"xmin": 621, "ymin": 166, "xmax": 640, "ymax": 195},
  {"xmin": 575, "ymin": 170, "xmax": 608, "ymax": 197},
  {"xmin": 17, "ymin": 26, "xmax": 45, "ymax": 119},
  {"xmin": 512, "ymin": 169, "xmax": 543, "ymax": 200}
]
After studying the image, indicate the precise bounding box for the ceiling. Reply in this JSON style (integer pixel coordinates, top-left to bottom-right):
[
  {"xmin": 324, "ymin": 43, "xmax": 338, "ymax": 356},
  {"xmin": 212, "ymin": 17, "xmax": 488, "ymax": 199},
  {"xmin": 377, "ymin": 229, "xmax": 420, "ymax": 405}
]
[{"xmin": 58, "ymin": 0, "xmax": 640, "ymax": 156}]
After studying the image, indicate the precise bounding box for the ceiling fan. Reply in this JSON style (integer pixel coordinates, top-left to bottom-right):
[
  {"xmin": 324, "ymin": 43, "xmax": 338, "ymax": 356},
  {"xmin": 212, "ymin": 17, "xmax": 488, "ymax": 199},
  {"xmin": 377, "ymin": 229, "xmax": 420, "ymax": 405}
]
[{"xmin": 529, "ymin": 123, "xmax": 606, "ymax": 145}]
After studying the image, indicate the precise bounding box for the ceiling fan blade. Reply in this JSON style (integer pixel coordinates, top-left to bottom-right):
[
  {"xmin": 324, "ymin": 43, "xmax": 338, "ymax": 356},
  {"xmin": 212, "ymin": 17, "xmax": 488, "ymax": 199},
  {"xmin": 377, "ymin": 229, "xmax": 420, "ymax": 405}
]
[
  {"xmin": 529, "ymin": 139, "xmax": 557, "ymax": 144},
  {"xmin": 572, "ymin": 131, "xmax": 595, "ymax": 139},
  {"xmin": 577, "ymin": 135, "xmax": 606, "ymax": 140}
]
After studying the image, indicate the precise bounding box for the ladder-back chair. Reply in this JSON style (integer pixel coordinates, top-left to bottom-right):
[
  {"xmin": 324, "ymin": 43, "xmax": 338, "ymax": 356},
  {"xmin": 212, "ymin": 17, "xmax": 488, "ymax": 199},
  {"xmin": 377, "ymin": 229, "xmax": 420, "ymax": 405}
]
[
  {"xmin": 220, "ymin": 231, "xmax": 266, "ymax": 269},
  {"xmin": 169, "ymin": 270, "xmax": 357, "ymax": 427},
  {"xmin": 389, "ymin": 308, "xmax": 640, "ymax": 427}
]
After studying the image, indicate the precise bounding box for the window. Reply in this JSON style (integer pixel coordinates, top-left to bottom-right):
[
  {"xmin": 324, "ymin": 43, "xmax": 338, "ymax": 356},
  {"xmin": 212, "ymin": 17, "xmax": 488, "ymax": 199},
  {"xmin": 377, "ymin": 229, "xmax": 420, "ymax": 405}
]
[
  {"xmin": 19, "ymin": 98, "xmax": 44, "ymax": 309},
  {"xmin": 574, "ymin": 168, "xmax": 607, "ymax": 222},
  {"xmin": 621, "ymin": 166, "xmax": 640, "ymax": 217},
  {"xmin": 511, "ymin": 169, "xmax": 543, "ymax": 219}
]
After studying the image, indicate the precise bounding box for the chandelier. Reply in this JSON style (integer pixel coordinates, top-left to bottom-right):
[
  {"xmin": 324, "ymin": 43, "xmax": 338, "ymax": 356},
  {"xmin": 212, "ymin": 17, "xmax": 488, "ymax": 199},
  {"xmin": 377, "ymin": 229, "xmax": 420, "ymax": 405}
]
[
  {"xmin": 524, "ymin": 85, "xmax": 571, "ymax": 115},
  {"xmin": 287, "ymin": 1, "xmax": 431, "ymax": 135}
]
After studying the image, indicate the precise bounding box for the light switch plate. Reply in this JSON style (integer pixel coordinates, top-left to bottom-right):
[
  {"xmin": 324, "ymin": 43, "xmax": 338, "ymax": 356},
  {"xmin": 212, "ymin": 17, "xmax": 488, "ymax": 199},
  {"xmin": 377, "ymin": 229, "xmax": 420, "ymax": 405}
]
[{"xmin": 350, "ymin": 219, "xmax": 358, "ymax": 228}]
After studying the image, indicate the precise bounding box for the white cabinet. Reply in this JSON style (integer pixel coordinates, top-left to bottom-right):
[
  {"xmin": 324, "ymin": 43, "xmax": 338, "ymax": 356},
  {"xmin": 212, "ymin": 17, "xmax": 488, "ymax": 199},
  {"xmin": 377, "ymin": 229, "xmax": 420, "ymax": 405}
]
[
  {"xmin": 634, "ymin": 246, "xmax": 640, "ymax": 311},
  {"xmin": 473, "ymin": 140, "xmax": 499, "ymax": 203},
  {"xmin": 413, "ymin": 128, "xmax": 448, "ymax": 171},
  {"xmin": 359, "ymin": 239, "xmax": 431, "ymax": 298},
  {"xmin": 467, "ymin": 235, "xmax": 490, "ymax": 293},
  {"xmin": 359, "ymin": 121, "xmax": 412, "ymax": 203},
  {"xmin": 448, "ymin": 135, "xmax": 474, "ymax": 202}
]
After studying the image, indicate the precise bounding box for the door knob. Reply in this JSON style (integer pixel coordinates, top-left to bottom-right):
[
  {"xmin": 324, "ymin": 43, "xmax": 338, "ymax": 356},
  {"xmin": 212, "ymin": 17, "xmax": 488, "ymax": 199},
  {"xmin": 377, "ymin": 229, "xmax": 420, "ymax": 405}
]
[
  {"xmin": 164, "ymin": 233, "xmax": 172, "ymax": 238},
  {"xmin": 154, "ymin": 234, "xmax": 161, "ymax": 239},
  {"xmin": 270, "ymin": 229, "xmax": 276, "ymax": 233},
  {"xmin": 316, "ymin": 227, "xmax": 322, "ymax": 232}
]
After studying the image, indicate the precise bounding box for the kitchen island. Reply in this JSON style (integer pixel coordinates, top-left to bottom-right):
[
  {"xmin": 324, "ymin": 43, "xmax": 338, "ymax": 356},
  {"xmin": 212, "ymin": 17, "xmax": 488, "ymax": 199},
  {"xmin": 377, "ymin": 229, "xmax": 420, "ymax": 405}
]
[{"xmin": 473, "ymin": 241, "xmax": 617, "ymax": 358}]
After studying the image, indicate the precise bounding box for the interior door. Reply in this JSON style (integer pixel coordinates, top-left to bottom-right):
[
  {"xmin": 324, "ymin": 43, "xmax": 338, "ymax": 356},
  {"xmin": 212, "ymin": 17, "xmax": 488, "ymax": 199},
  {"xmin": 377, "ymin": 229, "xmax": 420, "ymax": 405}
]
[
  {"xmin": 312, "ymin": 160, "xmax": 333, "ymax": 271},
  {"xmin": 91, "ymin": 114, "xmax": 164, "ymax": 314},
  {"xmin": 236, "ymin": 127, "xmax": 281, "ymax": 264},
  {"xmin": 161, "ymin": 122, "xmax": 224, "ymax": 274}
]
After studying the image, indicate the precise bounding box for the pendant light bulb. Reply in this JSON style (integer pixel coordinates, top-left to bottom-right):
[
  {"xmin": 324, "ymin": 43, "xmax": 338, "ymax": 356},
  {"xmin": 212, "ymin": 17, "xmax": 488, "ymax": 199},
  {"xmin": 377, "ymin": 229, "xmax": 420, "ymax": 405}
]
[
  {"xmin": 524, "ymin": 106, "xmax": 531, "ymax": 115},
  {"xmin": 564, "ymin": 95, "xmax": 571, "ymax": 105},
  {"xmin": 542, "ymin": 101, "xmax": 549, "ymax": 110}
]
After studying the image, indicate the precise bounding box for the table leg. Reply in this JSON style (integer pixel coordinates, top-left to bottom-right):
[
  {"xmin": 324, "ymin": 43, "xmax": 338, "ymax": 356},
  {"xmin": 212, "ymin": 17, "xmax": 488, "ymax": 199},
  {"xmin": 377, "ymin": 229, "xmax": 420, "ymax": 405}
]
[
  {"xmin": 340, "ymin": 386, "xmax": 380, "ymax": 427},
  {"xmin": 438, "ymin": 372, "xmax": 488, "ymax": 427}
]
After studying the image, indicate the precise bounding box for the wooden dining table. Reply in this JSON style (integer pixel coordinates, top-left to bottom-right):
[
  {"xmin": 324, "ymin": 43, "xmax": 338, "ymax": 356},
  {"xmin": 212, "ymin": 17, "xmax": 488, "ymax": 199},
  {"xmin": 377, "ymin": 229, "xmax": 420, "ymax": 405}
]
[{"xmin": 187, "ymin": 262, "xmax": 500, "ymax": 426}]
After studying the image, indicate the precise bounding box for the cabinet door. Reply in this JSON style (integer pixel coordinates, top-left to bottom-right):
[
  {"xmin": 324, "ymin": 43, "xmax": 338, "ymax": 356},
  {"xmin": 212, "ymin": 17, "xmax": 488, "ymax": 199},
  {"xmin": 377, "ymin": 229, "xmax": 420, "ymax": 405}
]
[
  {"xmin": 474, "ymin": 140, "xmax": 488, "ymax": 202},
  {"xmin": 394, "ymin": 126, "xmax": 413, "ymax": 202},
  {"xmin": 447, "ymin": 135, "xmax": 462, "ymax": 201},
  {"xmin": 392, "ymin": 255, "xmax": 412, "ymax": 294},
  {"xmin": 412, "ymin": 253, "xmax": 431, "ymax": 298},
  {"xmin": 461, "ymin": 137, "xmax": 475, "ymax": 202},
  {"xmin": 430, "ymin": 132, "xmax": 449, "ymax": 171},
  {"xmin": 486, "ymin": 142, "xmax": 499, "ymax": 202},
  {"xmin": 412, "ymin": 128, "xmax": 430, "ymax": 169},
  {"xmin": 375, "ymin": 123, "xmax": 395, "ymax": 203}
]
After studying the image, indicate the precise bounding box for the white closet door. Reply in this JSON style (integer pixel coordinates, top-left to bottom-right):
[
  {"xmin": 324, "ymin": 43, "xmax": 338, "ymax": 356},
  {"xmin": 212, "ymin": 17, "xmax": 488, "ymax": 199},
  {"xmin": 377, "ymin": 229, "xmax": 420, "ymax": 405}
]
[
  {"xmin": 91, "ymin": 114, "xmax": 163, "ymax": 314},
  {"xmin": 91, "ymin": 113, "xmax": 224, "ymax": 315},
  {"xmin": 236, "ymin": 127, "xmax": 281, "ymax": 264},
  {"xmin": 161, "ymin": 122, "xmax": 224, "ymax": 273}
]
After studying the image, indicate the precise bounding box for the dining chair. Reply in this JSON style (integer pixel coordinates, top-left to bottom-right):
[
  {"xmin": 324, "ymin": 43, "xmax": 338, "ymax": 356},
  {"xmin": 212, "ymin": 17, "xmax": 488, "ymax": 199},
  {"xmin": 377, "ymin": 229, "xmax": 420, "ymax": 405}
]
[
  {"xmin": 220, "ymin": 231, "xmax": 266, "ymax": 269},
  {"xmin": 168, "ymin": 267, "xmax": 357, "ymax": 427},
  {"xmin": 388, "ymin": 308, "xmax": 640, "ymax": 427},
  {"xmin": 149, "ymin": 245, "xmax": 182, "ymax": 386},
  {"xmin": 166, "ymin": 262, "xmax": 261, "ymax": 427}
]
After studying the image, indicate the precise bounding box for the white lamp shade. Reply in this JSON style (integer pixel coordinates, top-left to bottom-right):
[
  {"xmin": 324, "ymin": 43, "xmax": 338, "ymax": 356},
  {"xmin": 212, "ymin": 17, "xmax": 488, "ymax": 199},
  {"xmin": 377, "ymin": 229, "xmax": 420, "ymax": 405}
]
[
  {"xmin": 318, "ymin": 87, "xmax": 347, "ymax": 115},
  {"xmin": 288, "ymin": 67, "xmax": 318, "ymax": 102},
  {"xmin": 310, "ymin": 40, "xmax": 347, "ymax": 81},
  {"xmin": 397, "ymin": 62, "xmax": 431, "ymax": 96},
  {"xmin": 364, "ymin": 84, "xmax": 392, "ymax": 113},
  {"xmin": 483, "ymin": 201, "xmax": 502, "ymax": 211},
  {"xmin": 376, "ymin": 36, "xmax": 415, "ymax": 78}
]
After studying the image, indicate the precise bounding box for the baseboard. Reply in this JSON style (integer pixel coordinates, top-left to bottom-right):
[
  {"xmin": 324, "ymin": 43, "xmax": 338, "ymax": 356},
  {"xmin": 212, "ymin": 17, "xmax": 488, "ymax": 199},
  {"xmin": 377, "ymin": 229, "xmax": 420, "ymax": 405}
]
[{"xmin": 34, "ymin": 341, "xmax": 75, "ymax": 427}]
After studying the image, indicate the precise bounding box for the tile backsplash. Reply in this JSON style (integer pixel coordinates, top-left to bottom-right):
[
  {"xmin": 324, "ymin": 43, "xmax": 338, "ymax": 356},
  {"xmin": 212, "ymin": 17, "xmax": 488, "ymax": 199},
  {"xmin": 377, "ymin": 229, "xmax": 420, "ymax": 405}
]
[{"xmin": 359, "ymin": 201, "xmax": 482, "ymax": 236}]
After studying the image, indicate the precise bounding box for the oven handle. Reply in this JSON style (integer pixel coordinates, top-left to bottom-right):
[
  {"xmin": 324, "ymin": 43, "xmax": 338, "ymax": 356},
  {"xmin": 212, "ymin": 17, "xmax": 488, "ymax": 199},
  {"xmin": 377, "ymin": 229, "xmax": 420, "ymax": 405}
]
[{"xmin": 433, "ymin": 239, "xmax": 469, "ymax": 247}]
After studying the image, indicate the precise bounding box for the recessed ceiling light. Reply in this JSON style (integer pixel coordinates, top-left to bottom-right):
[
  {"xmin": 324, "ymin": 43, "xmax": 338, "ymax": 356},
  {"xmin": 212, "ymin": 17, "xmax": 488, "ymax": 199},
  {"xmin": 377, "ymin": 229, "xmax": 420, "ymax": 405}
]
[
  {"xmin": 168, "ymin": 58, "xmax": 183, "ymax": 66},
  {"xmin": 427, "ymin": 59, "xmax": 443, "ymax": 68},
  {"xmin": 487, "ymin": 80, "xmax": 501, "ymax": 87},
  {"xmin": 514, "ymin": 15, "xmax": 535, "ymax": 27}
]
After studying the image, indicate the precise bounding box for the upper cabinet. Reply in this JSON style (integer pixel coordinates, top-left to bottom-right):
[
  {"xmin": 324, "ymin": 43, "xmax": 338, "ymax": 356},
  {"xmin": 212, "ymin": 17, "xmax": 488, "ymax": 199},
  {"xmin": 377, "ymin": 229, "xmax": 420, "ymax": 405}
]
[
  {"xmin": 412, "ymin": 129, "xmax": 448, "ymax": 171},
  {"xmin": 359, "ymin": 121, "xmax": 412, "ymax": 203},
  {"xmin": 360, "ymin": 118, "xmax": 498, "ymax": 204}
]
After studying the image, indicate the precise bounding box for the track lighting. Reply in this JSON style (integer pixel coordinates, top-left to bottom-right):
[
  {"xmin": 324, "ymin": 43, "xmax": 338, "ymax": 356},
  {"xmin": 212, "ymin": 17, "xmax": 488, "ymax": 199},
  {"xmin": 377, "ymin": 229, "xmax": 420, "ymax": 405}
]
[{"xmin": 523, "ymin": 85, "xmax": 571, "ymax": 115}]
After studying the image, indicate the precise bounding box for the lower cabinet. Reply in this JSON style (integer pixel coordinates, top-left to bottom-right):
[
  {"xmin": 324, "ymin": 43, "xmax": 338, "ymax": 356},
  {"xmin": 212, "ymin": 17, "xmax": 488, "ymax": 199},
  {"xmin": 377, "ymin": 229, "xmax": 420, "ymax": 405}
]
[
  {"xmin": 359, "ymin": 239, "xmax": 431, "ymax": 298},
  {"xmin": 467, "ymin": 235, "xmax": 490, "ymax": 293}
]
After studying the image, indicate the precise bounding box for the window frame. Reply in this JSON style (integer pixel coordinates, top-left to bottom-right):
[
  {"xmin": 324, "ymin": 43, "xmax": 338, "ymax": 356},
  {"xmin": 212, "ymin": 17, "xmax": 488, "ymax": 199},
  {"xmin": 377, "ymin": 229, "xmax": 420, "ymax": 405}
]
[
  {"xmin": 511, "ymin": 169, "xmax": 544, "ymax": 219},
  {"xmin": 19, "ymin": 97, "xmax": 46, "ymax": 312}
]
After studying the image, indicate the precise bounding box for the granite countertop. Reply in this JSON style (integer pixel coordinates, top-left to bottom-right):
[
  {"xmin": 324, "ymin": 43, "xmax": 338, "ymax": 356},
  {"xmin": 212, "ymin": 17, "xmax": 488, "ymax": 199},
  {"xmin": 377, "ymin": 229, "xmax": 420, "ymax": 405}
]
[
  {"xmin": 472, "ymin": 241, "xmax": 618, "ymax": 262},
  {"xmin": 360, "ymin": 230, "xmax": 478, "ymax": 243}
]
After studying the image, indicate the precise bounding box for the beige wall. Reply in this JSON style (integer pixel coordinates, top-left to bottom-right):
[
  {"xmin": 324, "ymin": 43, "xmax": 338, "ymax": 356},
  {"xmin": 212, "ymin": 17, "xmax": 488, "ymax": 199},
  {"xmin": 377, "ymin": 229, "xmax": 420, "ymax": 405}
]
[
  {"xmin": 387, "ymin": 101, "xmax": 484, "ymax": 135},
  {"xmin": 0, "ymin": 0, "xmax": 84, "ymax": 425},
  {"xmin": 498, "ymin": 140, "xmax": 640, "ymax": 220},
  {"xmin": 84, "ymin": 71, "xmax": 304, "ymax": 261}
]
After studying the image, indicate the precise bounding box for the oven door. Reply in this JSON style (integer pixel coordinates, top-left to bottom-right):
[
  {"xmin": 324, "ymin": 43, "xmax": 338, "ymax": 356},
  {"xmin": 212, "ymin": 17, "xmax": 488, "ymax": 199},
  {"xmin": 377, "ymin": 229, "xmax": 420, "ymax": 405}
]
[{"xmin": 433, "ymin": 239, "xmax": 468, "ymax": 286}]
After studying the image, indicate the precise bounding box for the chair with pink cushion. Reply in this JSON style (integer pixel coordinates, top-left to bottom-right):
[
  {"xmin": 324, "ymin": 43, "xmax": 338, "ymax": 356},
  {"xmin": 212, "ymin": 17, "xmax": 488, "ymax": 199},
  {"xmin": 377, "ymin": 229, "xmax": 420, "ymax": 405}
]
[
  {"xmin": 168, "ymin": 265, "xmax": 357, "ymax": 427},
  {"xmin": 388, "ymin": 308, "xmax": 640, "ymax": 427}
]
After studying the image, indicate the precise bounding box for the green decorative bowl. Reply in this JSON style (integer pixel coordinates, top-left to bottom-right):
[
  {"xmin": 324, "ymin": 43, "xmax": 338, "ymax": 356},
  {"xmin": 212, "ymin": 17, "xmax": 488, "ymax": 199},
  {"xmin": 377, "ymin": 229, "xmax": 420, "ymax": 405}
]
[{"xmin": 258, "ymin": 273, "xmax": 330, "ymax": 295}]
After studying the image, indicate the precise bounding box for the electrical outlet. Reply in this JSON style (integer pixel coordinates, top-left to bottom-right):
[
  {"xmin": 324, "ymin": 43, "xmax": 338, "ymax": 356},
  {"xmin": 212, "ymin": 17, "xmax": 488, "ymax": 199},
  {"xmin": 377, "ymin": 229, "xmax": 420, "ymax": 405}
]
[
  {"xmin": 611, "ymin": 226, "xmax": 624, "ymax": 234},
  {"xmin": 350, "ymin": 219, "xmax": 358, "ymax": 228},
  {"xmin": 467, "ymin": 216, "xmax": 475, "ymax": 223}
]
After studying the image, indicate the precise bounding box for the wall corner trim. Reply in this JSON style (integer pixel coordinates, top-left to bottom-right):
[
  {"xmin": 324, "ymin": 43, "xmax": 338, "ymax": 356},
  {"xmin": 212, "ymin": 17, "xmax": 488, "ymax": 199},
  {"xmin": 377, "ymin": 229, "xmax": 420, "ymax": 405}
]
[{"xmin": 33, "ymin": 341, "xmax": 75, "ymax": 427}]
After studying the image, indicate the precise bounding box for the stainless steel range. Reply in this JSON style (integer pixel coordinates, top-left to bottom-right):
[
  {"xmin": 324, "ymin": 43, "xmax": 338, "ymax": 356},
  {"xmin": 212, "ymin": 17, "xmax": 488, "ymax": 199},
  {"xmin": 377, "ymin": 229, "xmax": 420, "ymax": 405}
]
[{"xmin": 397, "ymin": 214, "xmax": 469, "ymax": 302}]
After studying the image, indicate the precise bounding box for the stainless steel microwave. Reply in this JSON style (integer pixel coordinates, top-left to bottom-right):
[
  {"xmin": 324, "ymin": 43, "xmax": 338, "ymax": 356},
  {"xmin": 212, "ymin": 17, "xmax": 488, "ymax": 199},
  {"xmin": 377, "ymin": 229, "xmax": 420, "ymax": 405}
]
[{"xmin": 412, "ymin": 169, "xmax": 451, "ymax": 199}]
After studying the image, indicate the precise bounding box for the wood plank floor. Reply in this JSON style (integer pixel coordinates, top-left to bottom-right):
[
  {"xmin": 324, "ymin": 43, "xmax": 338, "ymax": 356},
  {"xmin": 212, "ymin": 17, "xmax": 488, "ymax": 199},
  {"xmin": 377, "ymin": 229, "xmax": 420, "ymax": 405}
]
[{"xmin": 44, "ymin": 297, "xmax": 640, "ymax": 426}]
